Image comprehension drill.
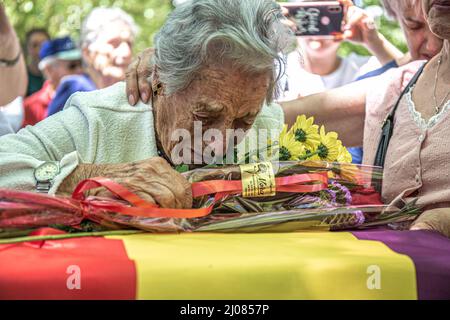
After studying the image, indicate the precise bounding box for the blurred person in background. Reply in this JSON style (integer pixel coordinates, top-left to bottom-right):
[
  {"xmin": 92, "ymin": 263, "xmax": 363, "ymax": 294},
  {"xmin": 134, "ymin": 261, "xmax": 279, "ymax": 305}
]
[
  {"xmin": 22, "ymin": 37, "xmax": 83, "ymax": 127},
  {"xmin": 382, "ymin": 0, "xmax": 442, "ymax": 62},
  {"xmin": 46, "ymin": 7, "xmax": 138, "ymax": 116},
  {"xmin": 277, "ymin": 0, "xmax": 404, "ymax": 164},
  {"xmin": 24, "ymin": 28, "xmax": 50, "ymax": 97},
  {"xmin": 0, "ymin": 2, "xmax": 27, "ymax": 136},
  {"xmin": 279, "ymin": 0, "xmax": 404, "ymax": 100},
  {"xmin": 344, "ymin": 0, "xmax": 442, "ymax": 162},
  {"xmin": 356, "ymin": 0, "xmax": 443, "ymax": 80}
]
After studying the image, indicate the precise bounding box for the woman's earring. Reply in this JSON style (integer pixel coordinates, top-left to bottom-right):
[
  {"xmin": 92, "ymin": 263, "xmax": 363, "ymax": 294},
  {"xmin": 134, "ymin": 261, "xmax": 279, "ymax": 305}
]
[{"xmin": 152, "ymin": 82, "xmax": 162, "ymax": 97}]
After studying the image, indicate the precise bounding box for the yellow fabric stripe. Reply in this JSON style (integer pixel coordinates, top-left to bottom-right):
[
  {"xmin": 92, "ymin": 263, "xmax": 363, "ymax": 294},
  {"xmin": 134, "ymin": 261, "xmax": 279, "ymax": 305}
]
[{"xmin": 108, "ymin": 232, "xmax": 417, "ymax": 300}]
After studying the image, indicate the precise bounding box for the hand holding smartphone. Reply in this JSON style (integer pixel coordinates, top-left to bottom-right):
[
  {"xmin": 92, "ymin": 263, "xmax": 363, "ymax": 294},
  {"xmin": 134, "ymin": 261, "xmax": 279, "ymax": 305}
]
[{"xmin": 279, "ymin": 1, "xmax": 351, "ymax": 39}]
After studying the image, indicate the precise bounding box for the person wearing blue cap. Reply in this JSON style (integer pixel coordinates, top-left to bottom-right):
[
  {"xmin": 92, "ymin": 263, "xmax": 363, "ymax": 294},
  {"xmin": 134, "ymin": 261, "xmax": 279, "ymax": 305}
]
[
  {"xmin": 46, "ymin": 7, "xmax": 137, "ymax": 117},
  {"xmin": 37, "ymin": 36, "xmax": 83, "ymax": 86},
  {"xmin": 22, "ymin": 37, "xmax": 83, "ymax": 127}
]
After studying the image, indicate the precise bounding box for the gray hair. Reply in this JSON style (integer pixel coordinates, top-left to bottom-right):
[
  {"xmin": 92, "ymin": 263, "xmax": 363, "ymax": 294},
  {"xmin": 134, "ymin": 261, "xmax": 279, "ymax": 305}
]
[
  {"xmin": 381, "ymin": 0, "xmax": 421, "ymax": 20},
  {"xmin": 81, "ymin": 7, "xmax": 139, "ymax": 48},
  {"xmin": 153, "ymin": 0, "xmax": 296, "ymax": 102}
]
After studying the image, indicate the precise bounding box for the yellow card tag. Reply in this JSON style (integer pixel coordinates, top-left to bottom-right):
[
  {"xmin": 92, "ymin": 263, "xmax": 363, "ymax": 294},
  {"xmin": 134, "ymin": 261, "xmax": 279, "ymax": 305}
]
[{"xmin": 240, "ymin": 162, "xmax": 276, "ymax": 198}]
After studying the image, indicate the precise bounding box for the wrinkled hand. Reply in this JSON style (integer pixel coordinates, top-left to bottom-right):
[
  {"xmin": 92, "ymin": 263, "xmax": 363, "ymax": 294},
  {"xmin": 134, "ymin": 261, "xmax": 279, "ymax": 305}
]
[
  {"xmin": 126, "ymin": 47, "xmax": 155, "ymax": 105},
  {"xmin": 410, "ymin": 208, "xmax": 450, "ymax": 238},
  {"xmin": 89, "ymin": 157, "xmax": 193, "ymax": 209},
  {"xmin": 342, "ymin": 6, "xmax": 381, "ymax": 48}
]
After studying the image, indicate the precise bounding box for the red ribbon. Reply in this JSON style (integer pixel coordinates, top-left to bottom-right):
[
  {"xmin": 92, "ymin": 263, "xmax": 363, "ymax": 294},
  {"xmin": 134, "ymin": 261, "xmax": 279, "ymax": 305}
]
[
  {"xmin": 0, "ymin": 172, "xmax": 329, "ymax": 231},
  {"xmin": 71, "ymin": 173, "xmax": 329, "ymax": 220},
  {"xmin": 191, "ymin": 173, "xmax": 328, "ymax": 198}
]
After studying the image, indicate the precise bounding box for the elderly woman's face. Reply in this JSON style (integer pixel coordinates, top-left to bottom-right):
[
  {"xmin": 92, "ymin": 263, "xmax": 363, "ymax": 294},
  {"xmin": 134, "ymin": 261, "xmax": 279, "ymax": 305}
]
[
  {"xmin": 153, "ymin": 62, "xmax": 271, "ymax": 165},
  {"xmin": 396, "ymin": 0, "xmax": 443, "ymax": 60},
  {"xmin": 422, "ymin": 0, "xmax": 450, "ymax": 40}
]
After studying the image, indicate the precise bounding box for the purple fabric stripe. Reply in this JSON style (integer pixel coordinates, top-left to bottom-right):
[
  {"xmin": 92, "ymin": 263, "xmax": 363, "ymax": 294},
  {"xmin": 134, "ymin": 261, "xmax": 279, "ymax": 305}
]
[{"xmin": 351, "ymin": 229, "xmax": 450, "ymax": 300}]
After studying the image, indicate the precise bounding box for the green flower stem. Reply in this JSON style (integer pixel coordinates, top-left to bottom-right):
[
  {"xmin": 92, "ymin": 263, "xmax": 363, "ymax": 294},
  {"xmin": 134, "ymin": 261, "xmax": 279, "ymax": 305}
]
[
  {"xmin": 298, "ymin": 150, "xmax": 320, "ymax": 160},
  {"xmin": 0, "ymin": 229, "xmax": 36, "ymax": 239},
  {"xmin": 0, "ymin": 230, "xmax": 144, "ymax": 245},
  {"xmin": 242, "ymin": 145, "xmax": 274, "ymax": 163}
]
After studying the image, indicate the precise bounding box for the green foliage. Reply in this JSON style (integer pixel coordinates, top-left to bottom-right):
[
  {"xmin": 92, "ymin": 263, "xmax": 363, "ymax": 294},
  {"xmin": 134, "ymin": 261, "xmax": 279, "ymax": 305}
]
[{"xmin": 3, "ymin": 0, "xmax": 173, "ymax": 53}]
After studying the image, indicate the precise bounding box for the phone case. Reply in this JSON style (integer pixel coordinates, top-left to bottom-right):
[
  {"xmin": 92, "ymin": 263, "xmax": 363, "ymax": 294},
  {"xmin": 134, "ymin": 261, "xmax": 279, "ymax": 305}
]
[{"xmin": 281, "ymin": 1, "xmax": 345, "ymax": 38}]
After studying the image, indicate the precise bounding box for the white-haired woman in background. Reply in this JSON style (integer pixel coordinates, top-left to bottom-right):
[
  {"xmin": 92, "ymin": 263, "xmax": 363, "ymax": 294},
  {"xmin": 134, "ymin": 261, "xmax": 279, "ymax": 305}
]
[
  {"xmin": 46, "ymin": 7, "xmax": 138, "ymax": 116},
  {"xmin": 81, "ymin": 7, "xmax": 138, "ymax": 89}
]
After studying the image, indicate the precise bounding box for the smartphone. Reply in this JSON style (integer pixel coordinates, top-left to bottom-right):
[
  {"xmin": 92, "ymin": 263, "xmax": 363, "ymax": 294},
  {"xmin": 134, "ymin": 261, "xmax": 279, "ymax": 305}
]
[{"xmin": 280, "ymin": 1, "xmax": 345, "ymax": 38}]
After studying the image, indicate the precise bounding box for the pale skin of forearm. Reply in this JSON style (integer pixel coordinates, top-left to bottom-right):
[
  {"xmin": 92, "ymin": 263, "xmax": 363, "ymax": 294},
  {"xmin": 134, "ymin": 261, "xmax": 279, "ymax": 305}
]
[
  {"xmin": 0, "ymin": 4, "xmax": 27, "ymax": 105},
  {"xmin": 0, "ymin": 54, "xmax": 28, "ymax": 105},
  {"xmin": 280, "ymin": 78, "xmax": 372, "ymax": 147}
]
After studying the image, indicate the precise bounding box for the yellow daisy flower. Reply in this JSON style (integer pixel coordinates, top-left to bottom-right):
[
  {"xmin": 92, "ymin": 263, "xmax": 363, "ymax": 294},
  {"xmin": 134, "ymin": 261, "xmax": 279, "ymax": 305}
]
[
  {"xmin": 336, "ymin": 144, "xmax": 353, "ymax": 163},
  {"xmin": 277, "ymin": 125, "xmax": 305, "ymax": 161},
  {"xmin": 288, "ymin": 115, "xmax": 320, "ymax": 150},
  {"xmin": 317, "ymin": 125, "xmax": 340, "ymax": 162}
]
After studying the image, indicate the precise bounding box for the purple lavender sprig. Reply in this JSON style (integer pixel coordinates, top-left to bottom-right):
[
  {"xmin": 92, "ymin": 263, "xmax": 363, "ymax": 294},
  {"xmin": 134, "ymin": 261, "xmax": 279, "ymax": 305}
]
[
  {"xmin": 353, "ymin": 210, "xmax": 365, "ymax": 226},
  {"xmin": 330, "ymin": 182, "xmax": 352, "ymax": 205}
]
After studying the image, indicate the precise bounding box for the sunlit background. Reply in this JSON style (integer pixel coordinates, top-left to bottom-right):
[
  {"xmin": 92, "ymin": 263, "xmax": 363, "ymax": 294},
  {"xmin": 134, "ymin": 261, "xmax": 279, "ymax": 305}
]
[{"xmin": 4, "ymin": 0, "xmax": 407, "ymax": 57}]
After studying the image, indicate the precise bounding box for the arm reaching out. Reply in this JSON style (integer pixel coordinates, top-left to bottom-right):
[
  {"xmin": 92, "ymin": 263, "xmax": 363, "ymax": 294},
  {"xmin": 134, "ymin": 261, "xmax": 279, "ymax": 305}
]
[
  {"xmin": 125, "ymin": 47, "xmax": 371, "ymax": 148},
  {"xmin": 343, "ymin": 6, "xmax": 404, "ymax": 65},
  {"xmin": 280, "ymin": 78, "xmax": 372, "ymax": 147}
]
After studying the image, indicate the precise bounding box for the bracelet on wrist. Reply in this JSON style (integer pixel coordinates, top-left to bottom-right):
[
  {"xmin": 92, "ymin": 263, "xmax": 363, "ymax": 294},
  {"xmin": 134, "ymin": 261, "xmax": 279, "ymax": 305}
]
[{"xmin": 0, "ymin": 50, "xmax": 21, "ymax": 67}]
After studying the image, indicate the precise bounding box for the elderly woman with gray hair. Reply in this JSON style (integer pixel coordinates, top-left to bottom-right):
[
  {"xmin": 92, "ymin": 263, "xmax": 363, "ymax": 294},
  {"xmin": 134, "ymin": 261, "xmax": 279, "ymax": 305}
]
[
  {"xmin": 46, "ymin": 7, "xmax": 138, "ymax": 116},
  {"xmin": 0, "ymin": 0, "xmax": 293, "ymax": 209},
  {"xmin": 128, "ymin": 0, "xmax": 450, "ymax": 237}
]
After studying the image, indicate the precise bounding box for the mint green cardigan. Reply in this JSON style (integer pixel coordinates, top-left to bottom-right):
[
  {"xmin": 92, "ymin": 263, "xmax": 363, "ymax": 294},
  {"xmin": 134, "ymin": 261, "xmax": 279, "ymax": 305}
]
[{"xmin": 0, "ymin": 82, "xmax": 284, "ymax": 194}]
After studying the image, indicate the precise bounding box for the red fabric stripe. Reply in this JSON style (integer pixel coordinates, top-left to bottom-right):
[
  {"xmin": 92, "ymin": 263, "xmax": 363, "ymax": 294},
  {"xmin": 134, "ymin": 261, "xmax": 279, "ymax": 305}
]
[{"xmin": 0, "ymin": 236, "xmax": 136, "ymax": 299}]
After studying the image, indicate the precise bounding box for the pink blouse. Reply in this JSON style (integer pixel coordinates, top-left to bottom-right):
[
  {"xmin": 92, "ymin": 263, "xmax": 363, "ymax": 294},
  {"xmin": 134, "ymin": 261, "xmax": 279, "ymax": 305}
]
[{"xmin": 363, "ymin": 61, "xmax": 450, "ymax": 210}]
